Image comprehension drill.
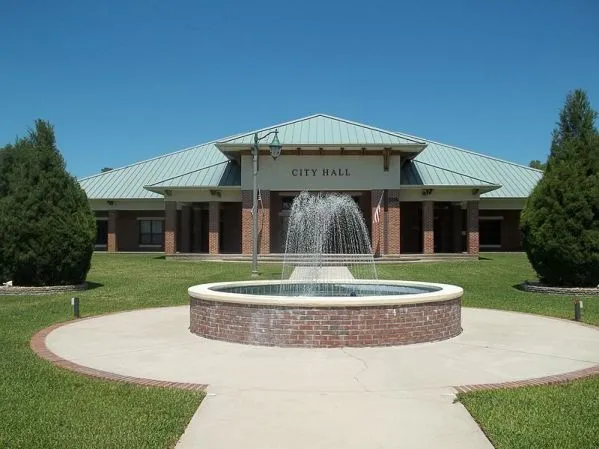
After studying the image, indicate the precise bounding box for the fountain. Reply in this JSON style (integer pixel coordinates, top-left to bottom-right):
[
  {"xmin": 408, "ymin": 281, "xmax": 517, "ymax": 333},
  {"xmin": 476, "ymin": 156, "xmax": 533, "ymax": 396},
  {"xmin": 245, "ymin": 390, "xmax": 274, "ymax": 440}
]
[{"xmin": 189, "ymin": 192, "xmax": 463, "ymax": 347}]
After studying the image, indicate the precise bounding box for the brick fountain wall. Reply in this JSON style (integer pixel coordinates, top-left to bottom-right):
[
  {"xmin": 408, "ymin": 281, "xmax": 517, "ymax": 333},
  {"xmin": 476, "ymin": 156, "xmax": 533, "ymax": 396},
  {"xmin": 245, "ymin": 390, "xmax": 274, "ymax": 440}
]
[{"xmin": 189, "ymin": 296, "xmax": 462, "ymax": 348}]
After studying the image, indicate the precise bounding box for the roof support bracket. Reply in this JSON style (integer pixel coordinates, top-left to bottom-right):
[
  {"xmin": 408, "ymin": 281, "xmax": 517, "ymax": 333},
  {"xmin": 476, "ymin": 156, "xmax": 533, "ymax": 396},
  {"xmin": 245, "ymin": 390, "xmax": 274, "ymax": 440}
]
[{"xmin": 383, "ymin": 148, "xmax": 391, "ymax": 172}]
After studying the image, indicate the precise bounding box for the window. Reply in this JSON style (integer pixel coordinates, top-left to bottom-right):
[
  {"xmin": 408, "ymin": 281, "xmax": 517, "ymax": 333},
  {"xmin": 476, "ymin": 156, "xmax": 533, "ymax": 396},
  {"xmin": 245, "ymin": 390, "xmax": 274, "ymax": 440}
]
[
  {"xmin": 480, "ymin": 218, "xmax": 502, "ymax": 247},
  {"xmin": 139, "ymin": 219, "xmax": 163, "ymax": 245},
  {"xmin": 95, "ymin": 220, "xmax": 108, "ymax": 246}
]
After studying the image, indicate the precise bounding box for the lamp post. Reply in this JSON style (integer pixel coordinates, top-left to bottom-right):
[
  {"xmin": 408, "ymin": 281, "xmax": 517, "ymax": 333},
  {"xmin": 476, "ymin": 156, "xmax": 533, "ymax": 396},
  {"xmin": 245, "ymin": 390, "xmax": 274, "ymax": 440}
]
[{"xmin": 251, "ymin": 129, "xmax": 282, "ymax": 277}]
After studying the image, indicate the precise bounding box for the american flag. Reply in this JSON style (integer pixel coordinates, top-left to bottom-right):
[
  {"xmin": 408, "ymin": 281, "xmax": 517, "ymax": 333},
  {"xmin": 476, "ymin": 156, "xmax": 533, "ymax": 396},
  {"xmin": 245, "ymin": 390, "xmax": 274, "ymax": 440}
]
[{"xmin": 372, "ymin": 192, "xmax": 383, "ymax": 224}]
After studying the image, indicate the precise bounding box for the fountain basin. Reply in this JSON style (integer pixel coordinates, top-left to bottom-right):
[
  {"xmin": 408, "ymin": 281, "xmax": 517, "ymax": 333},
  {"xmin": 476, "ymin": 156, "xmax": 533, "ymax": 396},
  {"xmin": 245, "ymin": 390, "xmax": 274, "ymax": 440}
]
[{"xmin": 189, "ymin": 280, "xmax": 463, "ymax": 347}]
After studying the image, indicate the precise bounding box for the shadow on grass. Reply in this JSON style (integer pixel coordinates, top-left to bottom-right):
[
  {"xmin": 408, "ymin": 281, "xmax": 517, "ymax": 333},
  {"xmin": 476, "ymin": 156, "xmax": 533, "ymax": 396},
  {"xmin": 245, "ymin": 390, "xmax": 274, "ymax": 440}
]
[{"xmin": 85, "ymin": 281, "xmax": 104, "ymax": 290}]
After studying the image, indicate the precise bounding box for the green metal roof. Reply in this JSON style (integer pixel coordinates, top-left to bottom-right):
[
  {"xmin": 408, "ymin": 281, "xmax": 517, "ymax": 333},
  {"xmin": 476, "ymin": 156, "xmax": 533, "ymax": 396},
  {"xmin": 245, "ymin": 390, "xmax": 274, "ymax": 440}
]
[
  {"xmin": 402, "ymin": 160, "xmax": 500, "ymax": 193},
  {"xmin": 145, "ymin": 160, "xmax": 240, "ymax": 192},
  {"xmin": 78, "ymin": 114, "xmax": 542, "ymax": 200},
  {"xmin": 217, "ymin": 114, "xmax": 426, "ymax": 147},
  {"xmin": 404, "ymin": 136, "xmax": 543, "ymax": 198},
  {"xmin": 79, "ymin": 142, "xmax": 228, "ymax": 199}
]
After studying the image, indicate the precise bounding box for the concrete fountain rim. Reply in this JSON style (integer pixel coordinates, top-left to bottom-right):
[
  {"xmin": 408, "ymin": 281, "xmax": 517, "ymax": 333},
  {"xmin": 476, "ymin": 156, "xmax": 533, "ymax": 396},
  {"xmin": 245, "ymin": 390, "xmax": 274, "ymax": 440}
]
[{"xmin": 188, "ymin": 279, "xmax": 463, "ymax": 307}]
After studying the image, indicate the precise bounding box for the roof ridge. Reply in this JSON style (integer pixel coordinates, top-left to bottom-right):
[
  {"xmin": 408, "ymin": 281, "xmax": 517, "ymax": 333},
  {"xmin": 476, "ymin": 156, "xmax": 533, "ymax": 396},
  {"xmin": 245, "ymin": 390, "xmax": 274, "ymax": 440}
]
[
  {"xmin": 216, "ymin": 114, "xmax": 324, "ymax": 143},
  {"xmin": 395, "ymin": 130, "xmax": 544, "ymax": 173},
  {"xmin": 315, "ymin": 114, "xmax": 426, "ymax": 144},
  {"xmin": 412, "ymin": 160, "xmax": 500, "ymax": 186},
  {"xmin": 217, "ymin": 113, "xmax": 425, "ymax": 145},
  {"xmin": 145, "ymin": 160, "xmax": 230, "ymax": 187}
]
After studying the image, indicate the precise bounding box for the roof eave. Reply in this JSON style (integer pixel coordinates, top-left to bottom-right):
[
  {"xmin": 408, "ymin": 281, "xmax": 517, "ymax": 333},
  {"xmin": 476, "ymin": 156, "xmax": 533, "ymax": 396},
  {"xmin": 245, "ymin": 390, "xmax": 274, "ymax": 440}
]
[{"xmin": 401, "ymin": 184, "xmax": 501, "ymax": 194}]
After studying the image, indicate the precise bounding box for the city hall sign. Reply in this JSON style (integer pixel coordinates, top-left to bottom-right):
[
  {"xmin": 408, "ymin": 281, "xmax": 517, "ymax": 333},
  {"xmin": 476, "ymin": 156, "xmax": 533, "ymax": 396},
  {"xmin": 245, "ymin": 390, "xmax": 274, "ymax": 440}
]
[
  {"xmin": 291, "ymin": 168, "xmax": 351, "ymax": 177},
  {"xmin": 240, "ymin": 154, "xmax": 401, "ymax": 190}
]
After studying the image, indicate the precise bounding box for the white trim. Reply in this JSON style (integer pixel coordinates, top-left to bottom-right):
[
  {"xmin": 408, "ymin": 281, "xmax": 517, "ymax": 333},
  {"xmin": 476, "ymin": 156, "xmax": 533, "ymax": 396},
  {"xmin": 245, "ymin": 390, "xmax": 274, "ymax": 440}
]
[
  {"xmin": 94, "ymin": 244, "xmax": 107, "ymax": 248},
  {"xmin": 480, "ymin": 244, "xmax": 501, "ymax": 249},
  {"xmin": 479, "ymin": 216, "xmax": 504, "ymax": 220},
  {"xmin": 136, "ymin": 217, "xmax": 165, "ymax": 221},
  {"xmin": 95, "ymin": 217, "xmax": 108, "ymax": 221},
  {"xmin": 139, "ymin": 244, "xmax": 163, "ymax": 248}
]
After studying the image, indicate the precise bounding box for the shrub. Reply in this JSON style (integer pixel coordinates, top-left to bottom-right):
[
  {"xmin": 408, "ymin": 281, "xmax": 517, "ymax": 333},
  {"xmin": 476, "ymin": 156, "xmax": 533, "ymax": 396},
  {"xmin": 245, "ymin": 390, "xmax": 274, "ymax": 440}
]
[
  {"xmin": 0, "ymin": 120, "xmax": 95, "ymax": 286},
  {"xmin": 520, "ymin": 90, "xmax": 599, "ymax": 286}
]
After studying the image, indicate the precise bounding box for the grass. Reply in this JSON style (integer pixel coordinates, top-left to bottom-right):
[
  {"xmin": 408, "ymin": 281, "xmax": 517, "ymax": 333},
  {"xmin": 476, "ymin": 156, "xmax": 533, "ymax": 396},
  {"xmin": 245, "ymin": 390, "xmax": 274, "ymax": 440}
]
[
  {"xmin": 0, "ymin": 253, "xmax": 597, "ymax": 448},
  {"xmin": 458, "ymin": 377, "xmax": 599, "ymax": 449}
]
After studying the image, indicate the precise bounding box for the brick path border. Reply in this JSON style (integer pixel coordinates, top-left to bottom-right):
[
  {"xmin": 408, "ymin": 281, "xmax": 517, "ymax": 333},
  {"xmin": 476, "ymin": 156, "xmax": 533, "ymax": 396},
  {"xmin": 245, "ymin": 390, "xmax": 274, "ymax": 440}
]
[
  {"xmin": 30, "ymin": 310, "xmax": 598, "ymax": 394},
  {"xmin": 30, "ymin": 318, "xmax": 207, "ymax": 391},
  {"xmin": 455, "ymin": 312, "xmax": 599, "ymax": 393}
]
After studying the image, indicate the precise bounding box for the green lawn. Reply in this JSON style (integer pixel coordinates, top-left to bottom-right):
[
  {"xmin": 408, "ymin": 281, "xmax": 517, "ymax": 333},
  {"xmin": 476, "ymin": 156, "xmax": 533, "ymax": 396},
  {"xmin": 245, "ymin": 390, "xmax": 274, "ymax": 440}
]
[{"xmin": 0, "ymin": 253, "xmax": 597, "ymax": 448}]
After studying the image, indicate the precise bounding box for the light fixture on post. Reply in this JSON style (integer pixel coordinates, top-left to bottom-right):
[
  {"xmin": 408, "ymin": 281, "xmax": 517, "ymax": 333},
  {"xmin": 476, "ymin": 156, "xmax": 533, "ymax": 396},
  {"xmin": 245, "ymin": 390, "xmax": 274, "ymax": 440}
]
[{"xmin": 251, "ymin": 129, "xmax": 282, "ymax": 277}]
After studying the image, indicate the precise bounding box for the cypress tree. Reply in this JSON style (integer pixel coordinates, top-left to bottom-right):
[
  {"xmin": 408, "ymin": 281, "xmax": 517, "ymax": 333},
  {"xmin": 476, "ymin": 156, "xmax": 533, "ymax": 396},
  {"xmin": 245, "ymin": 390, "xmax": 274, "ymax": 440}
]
[
  {"xmin": 0, "ymin": 120, "xmax": 96, "ymax": 286},
  {"xmin": 520, "ymin": 90, "xmax": 599, "ymax": 286}
]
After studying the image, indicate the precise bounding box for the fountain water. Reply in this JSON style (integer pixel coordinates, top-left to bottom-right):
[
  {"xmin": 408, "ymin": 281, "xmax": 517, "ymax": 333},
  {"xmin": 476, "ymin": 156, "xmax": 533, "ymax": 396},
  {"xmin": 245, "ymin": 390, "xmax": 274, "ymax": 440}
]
[
  {"xmin": 280, "ymin": 192, "xmax": 377, "ymax": 296},
  {"xmin": 189, "ymin": 190, "xmax": 463, "ymax": 347}
]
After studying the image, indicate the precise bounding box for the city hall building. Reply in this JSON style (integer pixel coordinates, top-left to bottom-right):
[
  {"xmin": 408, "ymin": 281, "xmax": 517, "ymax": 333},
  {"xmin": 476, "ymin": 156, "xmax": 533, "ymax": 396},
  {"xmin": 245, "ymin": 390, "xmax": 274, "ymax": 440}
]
[{"xmin": 80, "ymin": 114, "xmax": 542, "ymax": 258}]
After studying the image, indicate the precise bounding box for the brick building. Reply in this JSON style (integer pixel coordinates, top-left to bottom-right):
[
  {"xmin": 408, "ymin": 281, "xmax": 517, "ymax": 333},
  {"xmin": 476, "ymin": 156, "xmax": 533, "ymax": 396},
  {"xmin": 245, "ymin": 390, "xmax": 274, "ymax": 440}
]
[{"xmin": 80, "ymin": 114, "xmax": 542, "ymax": 257}]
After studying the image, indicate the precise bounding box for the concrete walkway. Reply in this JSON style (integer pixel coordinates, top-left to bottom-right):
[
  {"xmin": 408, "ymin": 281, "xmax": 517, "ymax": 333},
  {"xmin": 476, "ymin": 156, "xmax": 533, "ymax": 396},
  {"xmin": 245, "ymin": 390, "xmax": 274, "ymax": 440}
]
[{"xmin": 45, "ymin": 307, "xmax": 599, "ymax": 449}]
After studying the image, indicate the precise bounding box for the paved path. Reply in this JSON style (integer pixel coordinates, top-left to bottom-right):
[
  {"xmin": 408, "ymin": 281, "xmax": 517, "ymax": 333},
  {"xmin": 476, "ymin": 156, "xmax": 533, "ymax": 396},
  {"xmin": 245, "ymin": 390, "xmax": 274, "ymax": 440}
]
[
  {"xmin": 289, "ymin": 265, "xmax": 354, "ymax": 280},
  {"xmin": 45, "ymin": 307, "xmax": 599, "ymax": 449}
]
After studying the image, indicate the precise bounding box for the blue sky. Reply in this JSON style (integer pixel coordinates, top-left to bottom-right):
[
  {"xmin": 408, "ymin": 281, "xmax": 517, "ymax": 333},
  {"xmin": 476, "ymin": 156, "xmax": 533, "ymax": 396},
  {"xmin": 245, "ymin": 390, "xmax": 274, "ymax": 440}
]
[{"xmin": 1, "ymin": 0, "xmax": 598, "ymax": 178}]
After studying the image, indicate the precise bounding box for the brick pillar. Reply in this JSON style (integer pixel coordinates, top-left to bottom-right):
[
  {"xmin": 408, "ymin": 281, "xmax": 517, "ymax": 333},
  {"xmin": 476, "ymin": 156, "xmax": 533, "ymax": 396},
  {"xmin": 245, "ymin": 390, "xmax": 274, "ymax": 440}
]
[
  {"xmin": 209, "ymin": 201, "xmax": 220, "ymax": 255},
  {"xmin": 467, "ymin": 201, "xmax": 479, "ymax": 256},
  {"xmin": 422, "ymin": 201, "xmax": 434, "ymax": 254},
  {"xmin": 386, "ymin": 190, "xmax": 401, "ymax": 255},
  {"xmin": 242, "ymin": 190, "xmax": 252, "ymax": 255},
  {"xmin": 165, "ymin": 201, "xmax": 177, "ymax": 255},
  {"xmin": 371, "ymin": 190, "xmax": 384, "ymax": 256},
  {"xmin": 107, "ymin": 211, "xmax": 118, "ymax": 252},
  {"xmin": 180, "ymin": 205, "xmax": 191, "ymax": 253},
  {"xmin": 258, "ymin": 190, "xmax": 271, "ymax": 254},
  {"xmin": 452, "ymin": 205, "xmax": 463, "ymax": 253}
]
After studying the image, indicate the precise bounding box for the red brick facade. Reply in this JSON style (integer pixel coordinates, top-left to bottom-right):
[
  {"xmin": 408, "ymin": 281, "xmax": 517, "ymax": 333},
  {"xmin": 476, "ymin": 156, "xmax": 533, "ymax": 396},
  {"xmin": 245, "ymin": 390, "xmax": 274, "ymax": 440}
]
[
  {"xmin": 258, "ymin": 190, "xmax": 270, "ymax": 254},
  {"xmin": 467, "ymin": 201, "xmax": 479, "ymax": 255},
  {"xmin": 208, "ymin": 201, "xmax": 220, "ymax": 255},
  {"xmin": 97, "ymin": 197, "xmax": 521, "ymax": 255},
  {"xmin": 386, "ymin": 190, "xmax": 401, "ymax": 255},
  {"xmin": 164, "ymin": 201, "xmax": 177, "ymax": 255},
  {"xmin": 371, "ymin": 190, "xmax": 384, "ymax": 256},
  {"xmin": 107, "ymin": 211, "xmax": 117, "ymax": 252},
  {"xmin": 241, "ymin": 189, "xmax": 271, "ymax": 255},
  {"xmin": 422, "ymin": 200, "xmax": 434, "ymax": 254},
  {"xmin": 241, "ymin": 190, "xmax": 252, "ymax": 255},
  {"xmin": 190, "ymin": 296, "xmax": 462, "ymax": 347}
]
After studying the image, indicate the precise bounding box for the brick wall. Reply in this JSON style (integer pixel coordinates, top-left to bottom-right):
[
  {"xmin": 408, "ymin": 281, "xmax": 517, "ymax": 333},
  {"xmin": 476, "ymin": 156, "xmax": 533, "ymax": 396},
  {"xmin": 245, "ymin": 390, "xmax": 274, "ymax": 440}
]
[
  {"xmin": 190, "ymin": 297, "xmax": 462, "ymax": 348},
  {"xmin": 467, "ymin": 201, "xmax": 479, "ymax": 255},
  {"xmin": 479, "ymin": 209, "xmax": 523, "ymax": 251},
  {"xmin": 258, "ymin": 190, "xmax": 270, "ymax": 254},
  {"xmin": 107, "ymin": 211, "xmax": 117, "ymax": 252},
  {"xmin": 241, "ymin": 189, "xmax": 270, "ymax": 255},
  {"xmin": 165, "ymin": 202, "xmax": 177, "ymax": 255},
  {"xmin": 241, "ymin": 190, "xmax": 252, "ymax": 255},
  {"xmin": 371, "ymin": 190, "xmax": 384, "ymax": 256},
  {"xmin": 422, "ymin": 201, "xmax": 434, "ymax": 254},
  {"xmin": 386, "ymin": 190, "xmax": 401, "ymax": 254},
  {"xmin": 208, "ymin": 201, "xmax": 220, "ymax": 255}
]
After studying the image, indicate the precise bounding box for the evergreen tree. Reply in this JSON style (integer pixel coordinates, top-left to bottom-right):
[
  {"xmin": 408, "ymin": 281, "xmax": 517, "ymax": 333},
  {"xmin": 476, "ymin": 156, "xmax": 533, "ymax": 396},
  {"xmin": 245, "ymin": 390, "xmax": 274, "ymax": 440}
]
[
  {"xmin": 0, "ymin": 120, "xmax": 96, "ymax": 286},
  {"xmin": 520, "ymin": 90, "xmax": 599, "ymax": 286},
  {"xmin": 528, "ymin": 159, "xmax": 546, "ymax": 170}
]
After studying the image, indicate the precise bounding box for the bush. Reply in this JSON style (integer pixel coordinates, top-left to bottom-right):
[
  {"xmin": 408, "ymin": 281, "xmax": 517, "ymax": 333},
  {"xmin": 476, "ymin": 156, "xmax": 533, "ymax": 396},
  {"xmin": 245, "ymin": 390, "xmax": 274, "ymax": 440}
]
[
  {"xmin": 0, "ymin": 120, "xmax": 95, "ymax": 286},
  {"xmin": 520, "ymin": 90, "xmax": 599, "ymax": 286}
]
